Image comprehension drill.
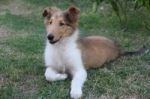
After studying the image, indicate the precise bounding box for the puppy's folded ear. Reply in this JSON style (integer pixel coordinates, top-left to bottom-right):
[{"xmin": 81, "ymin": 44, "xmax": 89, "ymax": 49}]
[
  {"xmin": 42, "ymin": 7, "xmax": 59, "ymax": 18},
  {"xmin": 64, "ymin": 6, "xmax": 80, "ymax": 23},
  {"xmin": 42, "ymin": 8, "xmax": 49, "ymax": 17}
]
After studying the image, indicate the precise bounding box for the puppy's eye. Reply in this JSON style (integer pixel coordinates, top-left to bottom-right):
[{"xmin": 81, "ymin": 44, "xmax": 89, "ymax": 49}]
[
  {"xmin": 49, "ymin": 21, "xmax": 52, "ymax": 24},
  {"xmin": 59, "ymin": 22, "xmax": 65, "ymax": 26}
]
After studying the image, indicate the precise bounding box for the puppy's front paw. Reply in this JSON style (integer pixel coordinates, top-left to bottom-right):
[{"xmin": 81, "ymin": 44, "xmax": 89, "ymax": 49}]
[
  {"xmin": 70, "ymin": 88, "xmax": 82, "ymax": 99},
  {"xmin": 59, "ymin": 74, "xmax": 68, "ymax": 79}
]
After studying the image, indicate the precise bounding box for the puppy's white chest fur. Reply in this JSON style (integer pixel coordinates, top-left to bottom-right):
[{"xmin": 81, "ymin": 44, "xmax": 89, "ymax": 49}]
[{"xmin": 44, "ymin": 30, "xmax": 82, "ymax": 72}]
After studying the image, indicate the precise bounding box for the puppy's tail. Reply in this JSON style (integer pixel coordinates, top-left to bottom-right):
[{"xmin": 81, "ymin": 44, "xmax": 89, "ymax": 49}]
[{"xmin": 120, "ymin": 45, "xmax": 150, "ymax": 56}]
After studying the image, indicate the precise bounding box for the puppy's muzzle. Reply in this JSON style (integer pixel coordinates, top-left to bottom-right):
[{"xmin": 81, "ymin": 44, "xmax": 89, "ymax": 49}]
[{"xmin": 47, "ymin": 33, "xmax": 60, "ymax": 44}]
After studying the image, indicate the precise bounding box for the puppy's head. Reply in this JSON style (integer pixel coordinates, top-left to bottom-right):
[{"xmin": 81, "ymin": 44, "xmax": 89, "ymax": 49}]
[{"xmin": 43, "ymin": 6, "xmax": 80, "ymax": 44}]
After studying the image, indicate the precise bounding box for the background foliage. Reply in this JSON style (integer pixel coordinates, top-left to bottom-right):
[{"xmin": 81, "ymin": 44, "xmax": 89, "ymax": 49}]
[{"xmin": 92, "ymin": 0, "xmax": 150, "ymax": 29}]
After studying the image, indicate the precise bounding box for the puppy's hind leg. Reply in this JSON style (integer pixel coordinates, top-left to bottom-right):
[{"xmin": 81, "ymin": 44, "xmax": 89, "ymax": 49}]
[{"xmin": 45, "ymin": 67, "xmax": 68, "ymax": 81}]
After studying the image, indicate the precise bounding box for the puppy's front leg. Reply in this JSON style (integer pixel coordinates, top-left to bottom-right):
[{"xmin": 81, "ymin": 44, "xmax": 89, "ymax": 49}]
[
  {"xmin": 45, "ymin": 67, "xmax": 68, "ymax": 81},
  {"xmin": 70, "ymin": 68, "xmax": 87, "ymax": 99}
]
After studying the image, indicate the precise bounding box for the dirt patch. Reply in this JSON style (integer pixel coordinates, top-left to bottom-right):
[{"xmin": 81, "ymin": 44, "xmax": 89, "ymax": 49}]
[{"xmin": 0, "ymin": 0, "xmax": 32, "ymax": 16}]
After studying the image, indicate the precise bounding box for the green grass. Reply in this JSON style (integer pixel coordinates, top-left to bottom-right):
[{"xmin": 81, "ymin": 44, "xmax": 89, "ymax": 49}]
[{"xmin": 0, "ymin": 0, "xmax": 150, "ymax": 99}]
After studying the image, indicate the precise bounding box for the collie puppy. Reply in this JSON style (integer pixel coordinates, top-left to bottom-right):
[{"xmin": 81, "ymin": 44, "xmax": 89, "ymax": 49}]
[{"xmin": 42, "ymin": 6, "xmax": 149, "ymax": 99}]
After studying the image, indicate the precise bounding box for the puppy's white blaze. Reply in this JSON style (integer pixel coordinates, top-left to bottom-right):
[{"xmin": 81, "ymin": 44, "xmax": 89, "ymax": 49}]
[{"xmin": 51, "ymin": 16, "xmax": 55, "ymax": 20}]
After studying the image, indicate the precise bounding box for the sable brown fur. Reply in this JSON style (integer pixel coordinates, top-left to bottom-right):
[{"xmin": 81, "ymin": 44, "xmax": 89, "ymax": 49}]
[{"xmin": 78, "ymin": 36, "xmax": 122, "ymax": 69}]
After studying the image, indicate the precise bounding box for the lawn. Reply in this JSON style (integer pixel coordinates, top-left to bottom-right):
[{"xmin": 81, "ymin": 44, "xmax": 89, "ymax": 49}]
[{"xmin": 0, "ymin": 0, "xmax": 150, "ymax": 99}]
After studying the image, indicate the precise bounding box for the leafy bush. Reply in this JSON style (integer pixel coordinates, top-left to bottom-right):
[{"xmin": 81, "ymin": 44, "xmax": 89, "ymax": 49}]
[{"xmin": 92, "ymin": 0, "xmax": 150, "ymax": 29}]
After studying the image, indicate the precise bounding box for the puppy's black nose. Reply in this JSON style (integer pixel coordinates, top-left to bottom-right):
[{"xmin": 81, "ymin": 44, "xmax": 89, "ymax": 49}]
[{"xmin": 47, "ymin": 34, "xmax": 54, "ymax": 41}]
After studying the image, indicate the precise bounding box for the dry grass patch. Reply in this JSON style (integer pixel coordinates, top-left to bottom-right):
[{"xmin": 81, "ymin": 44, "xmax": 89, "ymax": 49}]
[
  {"xmin": 0, "ymin": 0, "xmax": 32, "ymax": 16},
  {"xmin": 0, "ymin": 27, "xmax": 12, "ymax": 37},
  {"xmin": 16, "ymin": 75, "xmax": 39, "ymax": 98}
]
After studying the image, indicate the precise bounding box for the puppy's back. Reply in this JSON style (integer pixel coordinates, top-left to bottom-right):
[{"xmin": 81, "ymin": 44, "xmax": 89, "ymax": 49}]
[{"xmin": 77, "ymin": 36, "xmax": 121, "ymax": 69}]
